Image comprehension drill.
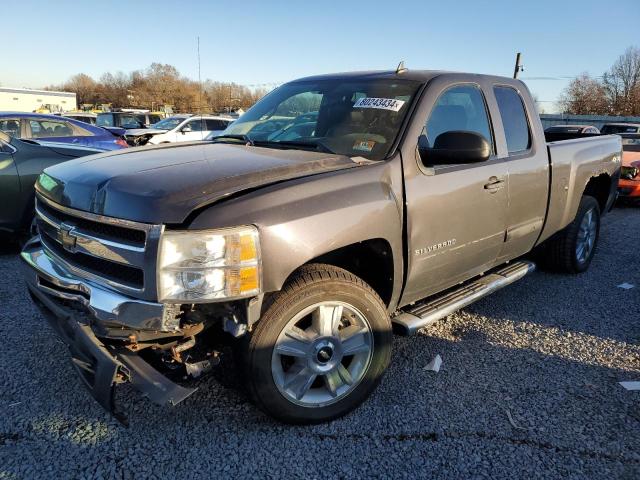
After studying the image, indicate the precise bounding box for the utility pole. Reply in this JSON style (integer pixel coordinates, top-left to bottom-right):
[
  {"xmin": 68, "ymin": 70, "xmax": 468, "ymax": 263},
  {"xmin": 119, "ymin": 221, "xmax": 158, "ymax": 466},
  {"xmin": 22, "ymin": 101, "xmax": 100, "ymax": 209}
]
[
  {"xmin": 513, "ymin": 52, "xmax": 523, "ymax": 79},
  {"xmin": 197, "ymin": 36, "xmax": 203, "ymax": 113}
]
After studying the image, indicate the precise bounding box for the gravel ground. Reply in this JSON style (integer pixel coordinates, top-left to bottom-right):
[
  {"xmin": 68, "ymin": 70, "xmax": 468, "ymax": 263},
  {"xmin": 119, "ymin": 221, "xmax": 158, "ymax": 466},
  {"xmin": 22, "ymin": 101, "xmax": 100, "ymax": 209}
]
[{"xmin": 1, "ymin": 206, "xmax": 639, "ymax": 479}]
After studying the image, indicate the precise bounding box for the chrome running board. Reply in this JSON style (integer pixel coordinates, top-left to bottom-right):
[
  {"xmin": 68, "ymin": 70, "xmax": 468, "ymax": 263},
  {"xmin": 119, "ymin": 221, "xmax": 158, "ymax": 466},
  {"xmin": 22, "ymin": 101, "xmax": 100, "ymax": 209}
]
[{"xmin": 393, "ymin": 261, "xmax": 535, "ymax": 335}]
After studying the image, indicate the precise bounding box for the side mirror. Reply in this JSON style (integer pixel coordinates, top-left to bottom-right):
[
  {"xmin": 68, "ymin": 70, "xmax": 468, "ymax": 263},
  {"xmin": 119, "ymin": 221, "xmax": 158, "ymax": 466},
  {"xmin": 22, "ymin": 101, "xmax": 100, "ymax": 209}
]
[
  {"xmin": 181, "ymin": 126, "xmax": 192, "ymax": 134},
  {"xmin": 418, "ymin": 131, "xmax": 491, "ymax": 165}
]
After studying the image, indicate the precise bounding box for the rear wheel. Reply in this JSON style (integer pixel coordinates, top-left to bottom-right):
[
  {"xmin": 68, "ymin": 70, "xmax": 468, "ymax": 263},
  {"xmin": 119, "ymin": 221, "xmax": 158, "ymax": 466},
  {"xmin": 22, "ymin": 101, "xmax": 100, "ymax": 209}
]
[
  {"xmin": 240, "ymin": 264, "xmax": 392, "ymax": 424},
  {"xmin": 541, "ymin": 195, "xmax": 600, "ymax": 273}
]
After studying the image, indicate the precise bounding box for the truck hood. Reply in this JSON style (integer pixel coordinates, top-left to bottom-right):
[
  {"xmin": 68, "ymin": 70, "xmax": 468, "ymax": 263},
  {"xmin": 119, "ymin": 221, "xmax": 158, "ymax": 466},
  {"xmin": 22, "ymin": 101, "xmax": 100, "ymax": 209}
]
[{"xmin": 36, "ymin": 142, "xmax": 356, "ymax": 224}]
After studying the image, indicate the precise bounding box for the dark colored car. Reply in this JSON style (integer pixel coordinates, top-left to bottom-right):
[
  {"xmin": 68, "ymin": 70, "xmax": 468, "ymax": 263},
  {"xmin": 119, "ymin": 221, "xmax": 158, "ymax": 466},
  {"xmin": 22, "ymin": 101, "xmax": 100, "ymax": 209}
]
[
  {"xmin": 600, "ymin": 123, "xmax": 640, "ymax": 135},
  {"xmin": 96, "ymin": 111, "xmax": 163, "ymax": 129},
  {"xmin": 0, "ymin": 113, "xmax": 127, "ymax": 150},
  {"xmin": 0, "ymin": 130, "xmax": 104, "ymax": 238}
]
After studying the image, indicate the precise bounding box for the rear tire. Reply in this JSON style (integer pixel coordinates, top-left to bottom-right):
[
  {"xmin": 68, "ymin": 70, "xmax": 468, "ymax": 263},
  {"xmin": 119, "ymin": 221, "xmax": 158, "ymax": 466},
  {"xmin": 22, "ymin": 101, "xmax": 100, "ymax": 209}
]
[
  {"xmin": 540, "ymin": 195, "xmax": 600, "ymax": 273},
  {"xmin": 239, "ymin": 264, "xmax": 392, "ymax": 424}
]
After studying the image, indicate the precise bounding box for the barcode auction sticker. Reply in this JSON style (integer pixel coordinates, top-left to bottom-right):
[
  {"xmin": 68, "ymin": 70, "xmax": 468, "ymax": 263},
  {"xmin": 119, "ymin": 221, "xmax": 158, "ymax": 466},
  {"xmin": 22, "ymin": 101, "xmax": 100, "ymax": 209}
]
[{"xmin": 353, "ymin": 97, "xmax": 405, "ymax": 112}]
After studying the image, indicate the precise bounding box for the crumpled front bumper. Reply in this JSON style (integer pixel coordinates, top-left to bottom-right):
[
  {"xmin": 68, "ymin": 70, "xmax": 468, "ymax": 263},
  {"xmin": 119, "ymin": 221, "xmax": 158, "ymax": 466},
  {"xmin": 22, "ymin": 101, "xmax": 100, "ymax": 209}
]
[{"xmin": 21, "ymin": 239, "xmax": 196, "ymax": 423}]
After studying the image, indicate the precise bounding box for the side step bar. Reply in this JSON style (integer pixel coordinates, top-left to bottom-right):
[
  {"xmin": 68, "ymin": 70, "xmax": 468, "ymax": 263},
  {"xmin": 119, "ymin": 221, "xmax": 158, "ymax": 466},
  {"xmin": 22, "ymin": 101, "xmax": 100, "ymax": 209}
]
[{"xmin": 393, "ymin": 261, "xmax": 535, "ymax": 335}]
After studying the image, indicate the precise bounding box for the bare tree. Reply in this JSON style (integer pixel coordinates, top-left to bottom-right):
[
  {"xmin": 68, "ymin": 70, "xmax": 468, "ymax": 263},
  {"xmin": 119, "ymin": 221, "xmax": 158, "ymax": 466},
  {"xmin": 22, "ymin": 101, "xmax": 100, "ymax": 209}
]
[
  {"xmin": 48, "ymin": 64, "xmax": 274, "ymax": 112},
  {"xmin": 559, "ymin": 73, "xmax": 610, "ymax": 115},
  {"xmin": 602, "ymin": 46, "xmax": 640, "ymax": 116}
]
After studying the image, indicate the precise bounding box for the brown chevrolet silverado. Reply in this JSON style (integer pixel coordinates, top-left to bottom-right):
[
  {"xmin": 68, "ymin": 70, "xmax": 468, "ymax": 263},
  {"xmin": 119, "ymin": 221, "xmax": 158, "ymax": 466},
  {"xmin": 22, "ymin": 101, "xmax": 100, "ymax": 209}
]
[{"xmin": 21, "ymin": 69, "xmax": 621, "ymax": 424}]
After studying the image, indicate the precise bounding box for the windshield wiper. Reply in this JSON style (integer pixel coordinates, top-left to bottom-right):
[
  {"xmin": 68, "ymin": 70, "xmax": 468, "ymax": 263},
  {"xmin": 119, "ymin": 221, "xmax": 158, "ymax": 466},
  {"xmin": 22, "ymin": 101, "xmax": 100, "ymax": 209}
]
[
  {"xmin": 210, "ymin": 134, "xmax": 254, "ymax": 146},
  {"xmin": 254, "ymin": 140, "xmax": 335, "ymax": 154}
]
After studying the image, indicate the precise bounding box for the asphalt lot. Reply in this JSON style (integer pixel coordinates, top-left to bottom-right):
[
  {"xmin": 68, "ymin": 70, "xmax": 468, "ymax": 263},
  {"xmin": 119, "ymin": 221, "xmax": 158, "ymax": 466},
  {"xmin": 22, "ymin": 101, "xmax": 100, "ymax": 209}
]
[{"xmin": 1, "ymin": 206, "xmax": 639, "ymax": 479}]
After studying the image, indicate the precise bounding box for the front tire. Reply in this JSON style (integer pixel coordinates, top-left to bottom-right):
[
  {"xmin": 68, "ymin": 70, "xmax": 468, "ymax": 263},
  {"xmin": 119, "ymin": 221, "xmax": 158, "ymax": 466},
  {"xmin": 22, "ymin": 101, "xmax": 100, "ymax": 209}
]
[
  {"xmin": 541, "ymin": 195, "xmax": 600, "ymax": 273},
  {"xmin": 240, "ymin": 264, "xmax": 392, "ymax": 424}
]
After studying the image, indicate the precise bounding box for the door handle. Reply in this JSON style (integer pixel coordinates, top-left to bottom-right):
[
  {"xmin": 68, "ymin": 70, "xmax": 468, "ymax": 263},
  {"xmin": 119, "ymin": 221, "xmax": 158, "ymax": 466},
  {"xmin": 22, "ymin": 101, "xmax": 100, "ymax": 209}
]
[{"xmin": 484, "ymin": 176, "xmax": 505, "ymax": 193}]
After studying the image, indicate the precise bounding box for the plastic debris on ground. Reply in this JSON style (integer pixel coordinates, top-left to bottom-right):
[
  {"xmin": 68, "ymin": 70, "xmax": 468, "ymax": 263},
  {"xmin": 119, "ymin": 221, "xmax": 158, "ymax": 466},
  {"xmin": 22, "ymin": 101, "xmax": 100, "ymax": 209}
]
[
  {"xmin": 617, "ymin": 283, "xmax": 635, "ymax": 290},
  {"xmin": 424, "ymin": 354, "xmax": 443, "ymax": 373},
  {"xmin": 619, "ymin": 381, "xmax": 640, "ymax": 391}
]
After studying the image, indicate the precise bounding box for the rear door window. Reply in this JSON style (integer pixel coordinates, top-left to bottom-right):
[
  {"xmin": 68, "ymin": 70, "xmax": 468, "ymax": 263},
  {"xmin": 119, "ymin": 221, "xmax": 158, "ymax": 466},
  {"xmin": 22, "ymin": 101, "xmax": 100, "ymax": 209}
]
[
  {"xmin": 494, "ymin": 86, "xmax": 531, "ymax": 154},
  {"xmin": 29, "ymin": 119, "xmax": 74, "ymax": 138},
  {"xmin": 205, "ymin": 119, "xmax": 229, "ymax": 130}
]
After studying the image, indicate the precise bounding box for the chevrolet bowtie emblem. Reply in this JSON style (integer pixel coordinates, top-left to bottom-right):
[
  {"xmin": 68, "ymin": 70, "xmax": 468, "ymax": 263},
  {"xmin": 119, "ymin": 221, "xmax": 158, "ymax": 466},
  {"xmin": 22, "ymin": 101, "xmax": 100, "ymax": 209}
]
[{"xmin": 58, "ymin": 223, "xmax": 78, "ymax": 253}]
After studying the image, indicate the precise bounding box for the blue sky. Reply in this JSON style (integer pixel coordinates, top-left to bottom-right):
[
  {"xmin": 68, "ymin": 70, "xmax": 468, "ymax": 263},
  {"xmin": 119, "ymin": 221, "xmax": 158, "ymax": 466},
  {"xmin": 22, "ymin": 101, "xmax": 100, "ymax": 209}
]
[{"xmin": 3, "ymin": 0, "xmax": 639, "ymax": 111}]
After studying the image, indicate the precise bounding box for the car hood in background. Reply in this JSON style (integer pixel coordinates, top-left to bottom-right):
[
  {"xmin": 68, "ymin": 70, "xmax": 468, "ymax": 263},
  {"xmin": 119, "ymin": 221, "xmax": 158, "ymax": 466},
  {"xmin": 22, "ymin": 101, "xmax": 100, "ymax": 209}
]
[
  {"xmin": 101, "ymin": 126, "xmax": 127, "ymax": 137},
  {"xmin": 36, "ymin": 142, "xmax": 357, "ymax": 224},
  {"xmin": 124, "ymin": 128, "xmax": 167, "ymax": 137}
]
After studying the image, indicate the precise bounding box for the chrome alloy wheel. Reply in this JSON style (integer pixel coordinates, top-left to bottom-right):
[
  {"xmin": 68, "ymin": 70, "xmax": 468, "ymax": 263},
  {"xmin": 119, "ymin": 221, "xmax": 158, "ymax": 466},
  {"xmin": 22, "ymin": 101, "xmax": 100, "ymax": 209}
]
[
  {"xmin": 271, "ymin": 301, "xmax": 374, "ymax": 407},
  {"xmin": 576, "ymin": 207, "xmax": 597, "ymax": 263}
]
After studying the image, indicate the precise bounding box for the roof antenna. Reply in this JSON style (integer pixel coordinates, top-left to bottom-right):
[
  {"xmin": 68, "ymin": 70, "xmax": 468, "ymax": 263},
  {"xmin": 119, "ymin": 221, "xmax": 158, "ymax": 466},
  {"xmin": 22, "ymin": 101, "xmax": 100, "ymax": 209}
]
[{"xmin": 396, "ymin": 61, "xmax": 408, "ymax": 74}]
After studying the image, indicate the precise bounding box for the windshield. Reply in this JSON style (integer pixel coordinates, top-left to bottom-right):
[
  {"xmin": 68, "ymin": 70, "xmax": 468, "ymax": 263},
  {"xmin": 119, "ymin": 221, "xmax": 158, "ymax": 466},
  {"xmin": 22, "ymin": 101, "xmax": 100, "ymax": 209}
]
[
  {"xmin": 96, "ymin": 114, "xmax": 113, "ymax": 127},
  {"xmin": 223, "ymin": 78, "xmax": 422, "ymax": 160},
  {"xmin": 152, "ymin": 117, "xmax": 186, "ymax": 130}
]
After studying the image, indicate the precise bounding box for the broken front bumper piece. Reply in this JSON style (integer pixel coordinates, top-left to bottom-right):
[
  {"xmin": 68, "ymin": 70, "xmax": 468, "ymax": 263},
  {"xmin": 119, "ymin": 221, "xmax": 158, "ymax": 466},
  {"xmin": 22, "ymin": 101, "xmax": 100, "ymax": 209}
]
[{"xmin": 21, "ymin": 241, "xmax": 196, "ymax": 423}]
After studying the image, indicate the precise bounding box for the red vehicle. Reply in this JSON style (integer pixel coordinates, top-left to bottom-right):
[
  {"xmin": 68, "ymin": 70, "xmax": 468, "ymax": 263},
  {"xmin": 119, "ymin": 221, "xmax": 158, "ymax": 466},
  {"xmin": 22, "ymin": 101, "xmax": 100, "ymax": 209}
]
[{"xmin": 618, "ymin": 140, "xmax": 640, "ymax": 199}]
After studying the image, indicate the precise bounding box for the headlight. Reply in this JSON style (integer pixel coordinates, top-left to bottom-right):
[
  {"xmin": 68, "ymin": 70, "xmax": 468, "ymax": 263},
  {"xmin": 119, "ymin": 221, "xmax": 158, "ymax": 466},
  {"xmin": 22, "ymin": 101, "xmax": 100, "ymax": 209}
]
[{"xmin": 158, "ymin": 226, "xmax": 261, "ymax": 302}]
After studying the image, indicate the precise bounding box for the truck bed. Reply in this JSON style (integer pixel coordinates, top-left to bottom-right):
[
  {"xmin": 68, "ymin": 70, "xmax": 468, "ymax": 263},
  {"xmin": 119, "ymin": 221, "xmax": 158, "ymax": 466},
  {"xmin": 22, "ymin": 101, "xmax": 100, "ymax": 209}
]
[{"xmin": 540, "ymin": 134, "xmax": 622, "ymax": 243}]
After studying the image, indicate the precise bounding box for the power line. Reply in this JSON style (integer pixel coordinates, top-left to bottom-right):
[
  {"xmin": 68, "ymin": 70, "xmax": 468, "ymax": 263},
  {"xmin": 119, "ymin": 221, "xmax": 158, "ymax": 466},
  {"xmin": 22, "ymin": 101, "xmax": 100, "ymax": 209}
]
[{"xmin": 522, "ymin": 75, "xmax": 605, "ymax": 81}]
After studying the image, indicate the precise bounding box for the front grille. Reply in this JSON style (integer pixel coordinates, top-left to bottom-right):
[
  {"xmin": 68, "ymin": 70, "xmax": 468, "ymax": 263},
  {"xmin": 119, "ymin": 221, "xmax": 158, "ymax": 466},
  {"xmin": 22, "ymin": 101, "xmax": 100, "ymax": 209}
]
[
  {"xmin": 42, "ymin": 236, "xmax": 144, "ymax": 289},
  {"xmin": 38, "ymin": 201, "xmax": 146, "ymax": 246},
  {"xmin": 35, "ymin": 195, "xmax": 162, "ymax": 300}
]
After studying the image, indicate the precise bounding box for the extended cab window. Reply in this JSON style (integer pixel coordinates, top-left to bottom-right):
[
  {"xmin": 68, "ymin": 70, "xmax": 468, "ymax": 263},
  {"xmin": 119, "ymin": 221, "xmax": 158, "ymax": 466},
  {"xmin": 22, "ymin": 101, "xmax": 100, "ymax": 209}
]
[
  {"xmin": 425, "ymin": 85, "xmax": 493, "ymax": 152},
  {"xmin": 494, "ymin": 86, "xmax": 531, "ymax": 153}
]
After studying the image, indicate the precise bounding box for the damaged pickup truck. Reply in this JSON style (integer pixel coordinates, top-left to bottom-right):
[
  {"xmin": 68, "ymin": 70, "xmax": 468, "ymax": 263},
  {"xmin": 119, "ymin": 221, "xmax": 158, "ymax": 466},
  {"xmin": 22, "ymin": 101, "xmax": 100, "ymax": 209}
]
[{"xmin": 21, "ymin": 69, "xmax": 621, "ymax": 424}]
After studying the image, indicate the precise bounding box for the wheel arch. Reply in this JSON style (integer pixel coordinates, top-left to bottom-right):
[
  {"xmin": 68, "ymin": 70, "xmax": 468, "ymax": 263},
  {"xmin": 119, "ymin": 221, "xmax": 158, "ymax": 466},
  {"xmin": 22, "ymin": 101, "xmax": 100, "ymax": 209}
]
[
  {"xmin": 583, "ymin": 173, "xmax": 614, "ymax": 213},
  {"xmin": 287, "ymin": 239, "xmax": 395, "ymax": 307}
]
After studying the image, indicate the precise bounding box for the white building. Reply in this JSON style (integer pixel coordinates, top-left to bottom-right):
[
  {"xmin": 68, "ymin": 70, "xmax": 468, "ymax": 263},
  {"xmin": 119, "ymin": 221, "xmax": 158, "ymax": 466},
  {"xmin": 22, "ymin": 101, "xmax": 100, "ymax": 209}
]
[{"xmin": 0, "ymin": 87, "xmax": 77, "ymax": 113}]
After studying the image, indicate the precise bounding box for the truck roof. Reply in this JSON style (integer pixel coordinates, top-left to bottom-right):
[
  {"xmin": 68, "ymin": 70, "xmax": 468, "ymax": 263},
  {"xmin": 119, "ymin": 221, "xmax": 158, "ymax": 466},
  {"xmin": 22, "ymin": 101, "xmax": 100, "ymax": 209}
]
[{"xmin": 291, "ymin": 69, "xmax": 524, "ymax": 86}]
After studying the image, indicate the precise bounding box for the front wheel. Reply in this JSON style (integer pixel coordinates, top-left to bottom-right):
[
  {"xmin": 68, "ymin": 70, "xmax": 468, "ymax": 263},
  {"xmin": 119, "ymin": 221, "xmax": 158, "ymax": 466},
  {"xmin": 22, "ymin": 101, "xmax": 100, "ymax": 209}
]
[{"xmin": 240, "ymin": 264, "xmax": 392, "ymax": 424}]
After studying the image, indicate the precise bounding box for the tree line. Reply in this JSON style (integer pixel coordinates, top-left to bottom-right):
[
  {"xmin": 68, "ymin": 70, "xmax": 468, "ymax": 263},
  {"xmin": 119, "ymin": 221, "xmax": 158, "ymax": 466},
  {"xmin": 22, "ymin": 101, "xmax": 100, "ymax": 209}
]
[
  {"xmin": 47, "ymin": 63, "xmax": 270, "ymax": 113},
  {"xmin": 559, "ymin": 46, "xmax": 640, "ymax": 116}
]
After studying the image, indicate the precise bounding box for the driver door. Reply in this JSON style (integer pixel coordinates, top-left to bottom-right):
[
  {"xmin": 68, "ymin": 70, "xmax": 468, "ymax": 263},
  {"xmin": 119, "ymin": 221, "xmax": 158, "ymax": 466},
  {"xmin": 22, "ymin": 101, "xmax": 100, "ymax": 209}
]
[{"xmin": 401, "ymin": 83, "xmax": 508, "ymax": 304}]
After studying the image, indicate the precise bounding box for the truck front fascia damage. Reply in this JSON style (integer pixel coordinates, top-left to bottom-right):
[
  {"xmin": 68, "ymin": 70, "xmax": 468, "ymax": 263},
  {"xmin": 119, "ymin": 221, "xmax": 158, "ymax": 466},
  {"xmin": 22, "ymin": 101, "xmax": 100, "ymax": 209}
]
[{"xmin": 22, "ymin": 240, "xmax": 197, "ymax": 424}]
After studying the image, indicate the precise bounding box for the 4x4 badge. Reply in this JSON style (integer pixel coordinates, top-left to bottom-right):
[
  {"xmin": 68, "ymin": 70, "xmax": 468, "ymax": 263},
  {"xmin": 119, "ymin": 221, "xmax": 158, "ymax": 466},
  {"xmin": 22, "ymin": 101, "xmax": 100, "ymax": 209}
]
[{"xmin": 58, "ymin": 223, "xmax": 77, "ymax": 253}]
